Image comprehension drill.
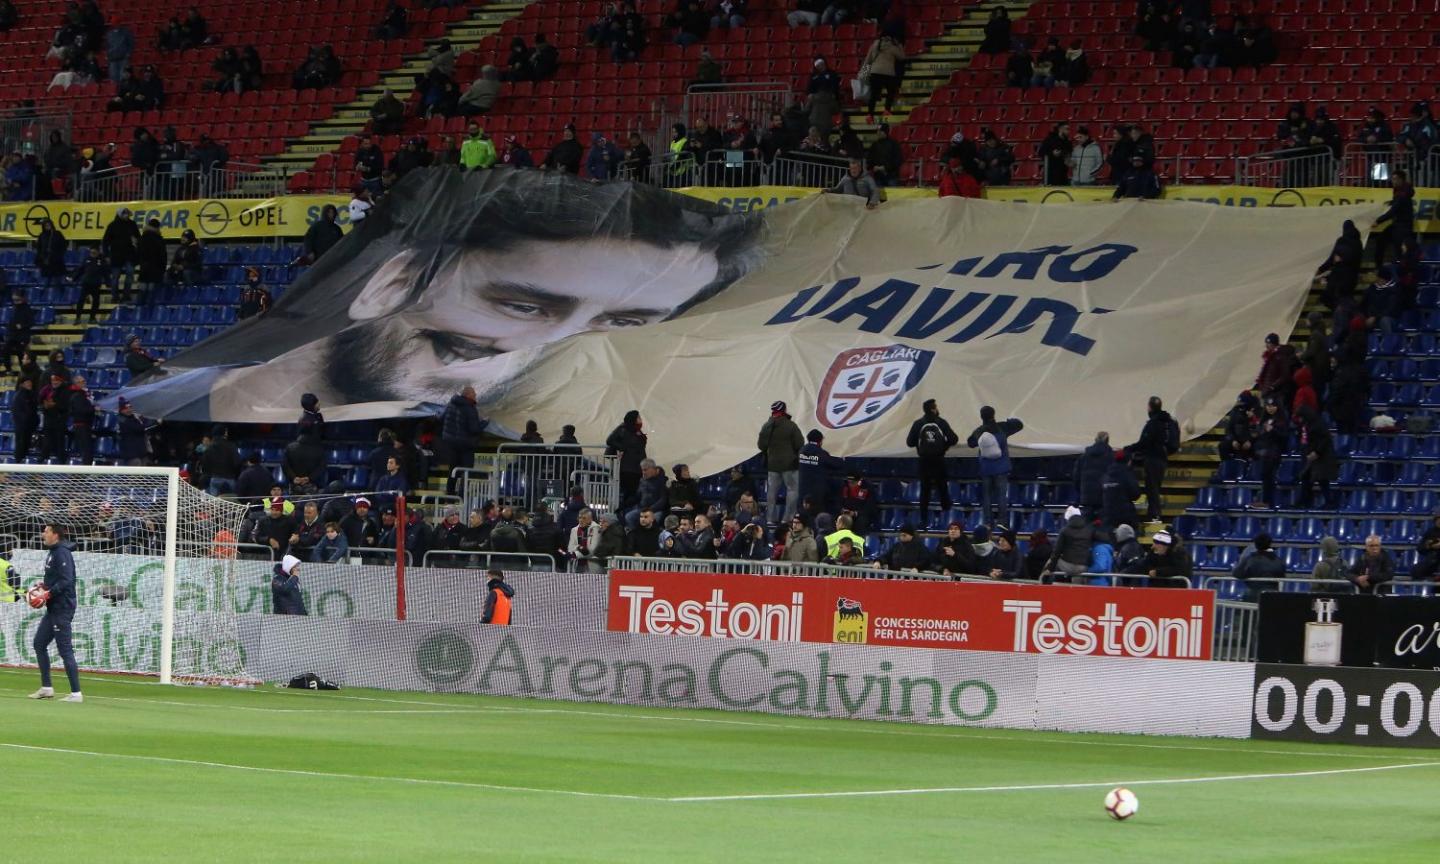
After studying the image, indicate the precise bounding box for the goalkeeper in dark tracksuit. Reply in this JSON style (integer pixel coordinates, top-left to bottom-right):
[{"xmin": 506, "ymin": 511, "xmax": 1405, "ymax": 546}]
[{"xmin": 29, "ymin": 522, "xmax": 82, "ymax": 702}]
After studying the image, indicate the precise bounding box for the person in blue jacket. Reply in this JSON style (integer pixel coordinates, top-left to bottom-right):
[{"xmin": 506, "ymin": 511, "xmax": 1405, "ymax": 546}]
[
  {"xmin": 29, "ymin": 522, "xmax": 82, "ymax": 701},
  {"xmin": 966, "ymin": 405, "xmax": 1024, "ymax": 527},
  {"xmin": 271, "ymin": 554, "xmax": 308, "ymax": 615},
  {"xmin": 797, "ymin": 428, "xmax": 844, "ymax": 515}
]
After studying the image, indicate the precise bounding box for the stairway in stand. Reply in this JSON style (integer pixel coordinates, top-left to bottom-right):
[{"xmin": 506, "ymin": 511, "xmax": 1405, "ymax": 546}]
[
  {"xmin": 260, "ymin": 1, "xmax": 537, "ymax": 184},
  {"xmin": 843, "ymin": 0, "xmax": 1037, "ymax": 161}
]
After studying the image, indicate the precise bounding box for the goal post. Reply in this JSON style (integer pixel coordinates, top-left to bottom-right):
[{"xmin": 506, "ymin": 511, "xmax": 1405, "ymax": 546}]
[{"xmin": 0, "ymin": 463, "xmax": 250, "ymax": 686}]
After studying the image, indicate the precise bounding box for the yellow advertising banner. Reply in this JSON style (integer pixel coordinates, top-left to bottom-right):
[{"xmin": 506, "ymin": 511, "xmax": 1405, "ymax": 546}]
[
  {"xmin": 0, "ymin": 194, "xmax": 350, "ymax": 242},
  {"xmin": 681, "ymin": 183, "xmax": 1440, "ymax": 231}
]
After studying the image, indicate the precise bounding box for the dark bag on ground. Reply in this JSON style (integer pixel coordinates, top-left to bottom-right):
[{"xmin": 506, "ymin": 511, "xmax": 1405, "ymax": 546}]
[{"xmin": 287, "ymin": 672, "xmax": 341, "ymax": 690}]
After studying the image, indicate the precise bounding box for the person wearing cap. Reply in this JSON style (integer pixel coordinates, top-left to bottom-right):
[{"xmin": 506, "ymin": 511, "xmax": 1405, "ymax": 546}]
[
  {"xmin": 1125, "ymin": 529, "xmax": 1193, "ymax": 587},
  {"xmin": 880, "ymin": 524, "xmax": 931, "ymax": 573},
  {"xmin": 984, "ymin": 526, "xmax": 1024, "ymax": 581},
  {"xmin": 124, "ymin": 333, "xmax": 161, "ymax": 378},
  {"xmin": 433, "ymin": 506, "xmax": 464, "ymax": 551},
  {"xmin": 1100, "ymin": 448, "xmax": 1140, "ymax": 530},
  {"xmin": 255, "ymin": 498, "xmax": 298, "ymax": 558},
  {"xmin": 500, "ymin": 134, "xmax": 534, "ymax": 169},
  {"xmin": 1073, "ymin": 431, "xmax": 1114, "ymax": 517},
  {"xmin": 783, "ymin": 514, "xmax": 820, "ymax": 562},
  {"xmin": 115, "ymin": 395, "xmax": 149, "ymax": 465},
  {"xmin": 101, "ymin": 207, "xmax": 141, "ymax": 302},
  {"xmin": 1128, "ymin": 396, "xmax": 1177, "ymax": 523},
  {"xmin": 481, "ymin": 568, "xmax": 516, "ymax": 625},
  {"xmin": 237, "ymin": 266, "xmax": 271, "ymax": 320},
  {"xmin": 935, "ymin": 521, "xmax": 978, "ymax": 577},
  {"xmin": 270, "ymin": 555, "xmax": 308, "ymax": 615},
  {"xmin": 67, "ymin": 374, "xmax": 95, "ymax": 464},
  {"xmin": 340, "ymin": 497, "xmax": 380, "ymax": 548},
  {"xmin": 167, "ymin": 228, "xmax": 203, "ymax": 285},
  {"xmin": 967, "ymin": 405, "xmax": 1024, "ymax": 526},
  {"xmin": 797, "ymin": 428, "xmax": 844, "ymax": 517},
  {"xmin": 1233, "ymin": 532, "xmax": 1286, "ymax": 602},
  {"xmin": 1044, "ymin": 505, "xmax": 1095, "ymax": 583},
  {"xmin": 757, "ymin": 401, "xmax": 805, "ymax": 525},
  {"xmin": 234, "ymin": 452, "xmax": 272, "ymax": 502}
]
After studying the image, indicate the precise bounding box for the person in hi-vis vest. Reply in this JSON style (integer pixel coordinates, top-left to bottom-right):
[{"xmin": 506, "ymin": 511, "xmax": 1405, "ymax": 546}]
[
  {"xmin": 481, "ymin": 569, "xmax": 514, "ymax": 626},
  {"xmin": 0, "ymin": 558, "xmax": 21, "ymax": 603}
]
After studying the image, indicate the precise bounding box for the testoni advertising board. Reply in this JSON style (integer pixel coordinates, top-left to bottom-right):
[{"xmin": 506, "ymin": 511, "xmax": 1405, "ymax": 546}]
[{"xmin": 607, "ymin": 570, "xmax": 1215, "ymax": 660}]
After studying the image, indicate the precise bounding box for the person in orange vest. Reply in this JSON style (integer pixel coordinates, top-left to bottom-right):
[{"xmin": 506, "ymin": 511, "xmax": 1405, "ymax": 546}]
[{"xmin": 481, "ymin": 568, "xmax": 514, "ymax": 625}]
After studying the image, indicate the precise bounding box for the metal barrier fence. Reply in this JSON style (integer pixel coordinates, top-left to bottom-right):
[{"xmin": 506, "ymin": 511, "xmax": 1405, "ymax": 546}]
[
  {"xmin": 1201, "ymin": 576, "xmax": 1360, "ymax": 598},
  {"xmin": 0, "ymin": 108, "xmax": 71, "ymax": 182},
  {"xmin": 72, "ymin": 161, "xmax": 286, "ymax": 202},
  {"xmin": 421, "ymin": 549, "xmax": 558, "ymax": 571},
  {"xmin": 1236, "ymin": 144, "xmax": 1440, "ymax": 188},
  {"xmin": 454, "ymin": 443, "xmax": 619, "ymax": 518},
  {"xmin": 609, "ymin": 555, "xmax": 956, "ymax": 582},
  {"xmin": 1213, "ymin": 600, "xmax": 1259, "ymax": 662}
]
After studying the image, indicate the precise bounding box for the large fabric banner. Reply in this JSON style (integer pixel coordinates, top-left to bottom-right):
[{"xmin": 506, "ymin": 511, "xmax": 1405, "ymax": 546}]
[
  {"xmin": 0, "ymin": 195, "xmax": 350, "ymax": 241},
  {"xmin": 119, "ymin": 169, "xmax": 1378, "ymax": 475}
]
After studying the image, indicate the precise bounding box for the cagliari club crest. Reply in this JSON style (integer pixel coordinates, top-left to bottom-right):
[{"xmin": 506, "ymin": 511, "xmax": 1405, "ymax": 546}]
[{"xmin": 816, "ymin": 344, "xmax": 935, "ymax": 430}]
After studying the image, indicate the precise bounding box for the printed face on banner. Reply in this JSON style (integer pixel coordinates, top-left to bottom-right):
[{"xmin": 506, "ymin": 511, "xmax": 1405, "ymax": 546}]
[
  {"xmin": 324, "ymin": 238, "xmax": 725, "ymax": 403},
  {"xmin": 817, "ymin": 344, "xmax": 935, "ymax": 429}
]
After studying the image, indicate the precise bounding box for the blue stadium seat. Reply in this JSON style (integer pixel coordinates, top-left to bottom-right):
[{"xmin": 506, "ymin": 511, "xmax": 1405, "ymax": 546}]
[
  {"xmin": 1206, "ymin": 545, "xmax": 1237, "ymax": 570},
  {"xmin": 1407, "ymin": 490, "xmax": 1436, "ymax": 513},
  {"xmin": 1190, "ymin": 487, "xmax": 1221, "ymax": 511},
  {"xmin": 1397, "ymin": 463, "xmax": 1428, "ymax": 485},
  {"xmin": 1385, "ymin": 520, "xmax": 1418, "ymax": 545},
  {"xmin": 1374, "ymin": 489, "xmax": 1405, "ymax": 513},
  {"xmin": 1390, "ymin": 383, "xmax": 1422, "ymax": 406},
  {"xmin": 1330, "ymin": 519, "xmax": 1361, "ymax": 543},
  {"xmin": 1343, "ymin": 489, "xmax": 1376, "ymax": 513},
  {"xmin": 1228, "ymin": 515, "xmax": 1259, "ymax": 540}
]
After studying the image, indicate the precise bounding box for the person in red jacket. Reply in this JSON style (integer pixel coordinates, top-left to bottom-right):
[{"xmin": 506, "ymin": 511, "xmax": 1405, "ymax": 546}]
[
  {"xmin": 938, "ymin": 157, "xmax": 983, "ymax": 198},
  {"xmin": 1291, "ymin": 365, "xmax": 1318, "ymax": 417}
]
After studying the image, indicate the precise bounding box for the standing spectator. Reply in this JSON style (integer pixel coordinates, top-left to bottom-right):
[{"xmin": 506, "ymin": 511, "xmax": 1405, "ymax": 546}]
[
  {"xmin": 757, "ymin": 401, "xmax": 804, "ymax": 525},
  {"xmin": 1039, "ymin": 121, "xmax": 1071, "ymax": 185},
  {"xmin": 238, "ymin": 267, "xmax": 271, "ymax": 319},
  {"xmin": 605, "ymin": 409, "xmax": 647, "ymax": 510},
  {"xmin": 980, "ymin": 7, "xmax": 1011, "ymax": 54},
  {"xmin": 967, "ymin": 406, "xmax": 1024, "ymax": 527},
  {"xmin": 105, "ymin": 24, "xmax": 133, "ymax": 85},
  {"xmin": 866, "ymin": 122, "xmax": 904, "ymax": 187},
  {"xmin": 100, "ymin": 208, "xmax": 140, "ymax": 302},
  {"xmin": 460, "ymin": 123, "xmax": 497, "ymax": 171},
  {"xmin": 1112, "ymin": 154, "xmax": 1161, "ymax": 199},
  {"xmin": 201, "ymin": 424, "xmax": 241, "ymax": 494},
  {"xmin": 481, "ymin": 569, "xmax": 515, "ymax": 624},
  {"xmin": 370, "ymin": 88, "xmax": 406, "ymax": 135},
  {"xmin": 35, "ymin": 218, "xmax": 68, "ymax": 288},
  {"xmin": 585, "ymin": 133, "xmax": 623, "ymax": 181},
  {"xmin": 906, "ymin": 398, "xmax": 959, "ymax": 515},
  {"xmin": 1294, "ymin": 404, "xmax": 1336, "ymax": 509},
  {"xmin": 1068, "ymin": 126, "xmax": 1103, "ymax": 185},
  {"xmin": 68, "ymin": 375, "xmax": 95, "ymax": 466},
  {"xmin": 10, "ymin": 374, "xmax": 37, "ymax": 462},
  {"xmin": 1327, "ymin": 352, "xmax": 1370, "ymax": 436},
  {"xmin": 124, "ymin": 335, "xmax": 160, "ymax": 379},
  {"xmin": 622, "ymin": 133, "xmax": 652, "ymax": 180},
  {"xmin": 1348, "ymin": 534, "xmax": 1394, "ymax": 594},
  {"xmin": 1073, "ymin": 431, "xmax": 1113, "ymax": 516},
  {"xmin": 541, "ymin": 124, "xmax": 583, "ymax": 174},
  {"xmin": 691, "ymin": 48, "xmax": 722, "ymax": 88},
  {"xmin": 861, "ymin": 33, "xmax": 905, "ymax": 121},
  {"xmin": 440, "ymin": 385, "xmax": 487, "ymax": 494},
  {"xmin": 4, "ymin": 292, "xmax": 34, "ymax": 370},
  {"xmin": 797, "ymin": 428, "xmax": 843, "ymax": 516},
  {"xmin": 39, "ymin": 372, "xmax": 70, "ymax": 462},
  {"xmin": 1371, "ymin": 170, "xmax": 1414, "ymax": 268},
  {"xmin": 302, "ymin": 204, "xmax": 343, "ymax": 262},
  {"xmin": 71, "ymin": 246, "xmax": 107, "ymax": 323},
  {"xmin": 270, "ymin": 555, "xmax": 307, "ymax": 616},
  {"xmin": 114, "ymin": 398, "xmax": 149, "ymax": 465},
  {"xmin": 1291, "ymin": 365, "xmax": 1318, "ymax": 417},
  {"xmin": 979, "ymin": 131, "xmax": 1014, "ymax": 186},
  {"xmin": 354, "ymin": 135, "xmax": 385, "ymax": 192},
  {"xmin": 1129, "ymin": 396, "xmax": 1177, "ymax": 523}
]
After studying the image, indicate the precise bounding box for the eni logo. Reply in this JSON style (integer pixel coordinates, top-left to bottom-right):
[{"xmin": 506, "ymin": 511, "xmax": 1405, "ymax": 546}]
[
  {"xmin": 833, "ymin": 597, "xmax": 868, "ymax": 644},
  {"xmin": 415, "ymin": 630, "xmax": 475, "ymax": 686}
]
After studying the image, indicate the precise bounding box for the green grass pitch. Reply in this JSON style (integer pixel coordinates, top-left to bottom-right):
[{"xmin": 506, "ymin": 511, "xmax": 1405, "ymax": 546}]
[{"xmin": 1, "ymin": 669, "xmax": 1436, "ymax": 863}]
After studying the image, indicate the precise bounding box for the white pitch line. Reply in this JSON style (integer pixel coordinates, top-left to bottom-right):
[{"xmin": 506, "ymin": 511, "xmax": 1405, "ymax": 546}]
[
  {"xmin": 667, "ymin": 761, "xmax": 1440, "ymax": 803},
  {"xmin": 0, "ymin": 742, "xmax": 659, "ymax": 802}
]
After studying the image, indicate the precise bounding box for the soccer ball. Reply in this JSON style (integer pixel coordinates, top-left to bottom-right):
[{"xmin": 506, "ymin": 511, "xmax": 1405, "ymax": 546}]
[
  {"xmin": 25, "ymin": 584, "xmax": 50, "ymax": 609},
  {"xmin": 1104, "ymin": 787, "xmax": 1139, "ymax": 820}
]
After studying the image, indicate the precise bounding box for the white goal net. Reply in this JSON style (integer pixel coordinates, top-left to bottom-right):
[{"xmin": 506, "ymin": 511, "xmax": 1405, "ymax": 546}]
[{"xmin": 0, "ymin": 465, "xmax": 251, "ymax": 684}]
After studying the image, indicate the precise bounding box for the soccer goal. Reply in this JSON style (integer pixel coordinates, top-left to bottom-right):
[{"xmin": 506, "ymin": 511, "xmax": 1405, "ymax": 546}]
[{"xmin": 0, "ymin": 464, "xmax": 251, "ymax": 685}]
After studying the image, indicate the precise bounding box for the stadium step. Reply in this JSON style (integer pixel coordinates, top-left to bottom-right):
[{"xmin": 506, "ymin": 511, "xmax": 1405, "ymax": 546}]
[
  {"xmin": 260, "ymin": 0, "xmax": 539, "ymax": 180},
  {"xmin": 843, "ymin": 0, "xmax": 1037, "ymax": 144}
]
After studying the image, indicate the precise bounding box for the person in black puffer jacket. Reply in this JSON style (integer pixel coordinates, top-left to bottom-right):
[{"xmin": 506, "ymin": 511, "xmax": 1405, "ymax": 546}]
[
  {"xmin": 606, "ymin": 409, "xmax": 647, "ymax": 510},
  {"xmin": 1044, "ymin": 505, "xmax": 1095, "ymax": 582}
]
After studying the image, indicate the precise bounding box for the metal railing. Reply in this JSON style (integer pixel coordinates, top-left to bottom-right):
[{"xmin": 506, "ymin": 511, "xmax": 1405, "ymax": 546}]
[
  {"xmin": 1201, "ymin": 576, "xmax": 1360, "ymax": 597},
  {"xmin": 1213, "ymin": 600, "xmax": 1259, "ymax": 662},
  {"xmin": 1235, "ymin": 144, "xmax": 1440, "ymax": 188},
  {"xmin": 421, "ymin": 549, "xmax": 558, "ymax": 570},
  {"xmin": 608, "ymin": 556, "xmax": 958, "ymax": 582},
  {"xmin": 348, "ymin": 546, "xmax": 414, "ymax": 565},
  {"xmin": 0, "ymin": 107, "xmax": 71, "ymax": 172},
  {"xmin": 71, "ymin": 161, "xmax": 287, "ymax": 202},
  {"xmin": 453, "ymin": 443, "xmax": 620, "ymax": 519}
]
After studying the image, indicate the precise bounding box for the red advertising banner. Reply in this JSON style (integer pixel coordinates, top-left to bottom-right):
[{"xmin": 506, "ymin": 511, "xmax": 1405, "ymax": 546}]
[{"xmin": 607, "ymin": 571, "xmax": 1215, "ymax": 660}]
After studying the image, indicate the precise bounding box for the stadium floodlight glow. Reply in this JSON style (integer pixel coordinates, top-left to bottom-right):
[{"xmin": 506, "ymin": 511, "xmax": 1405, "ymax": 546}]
[{"xmin": 0, "ymin": 464, "xmax": 249, "ymax": 685}]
